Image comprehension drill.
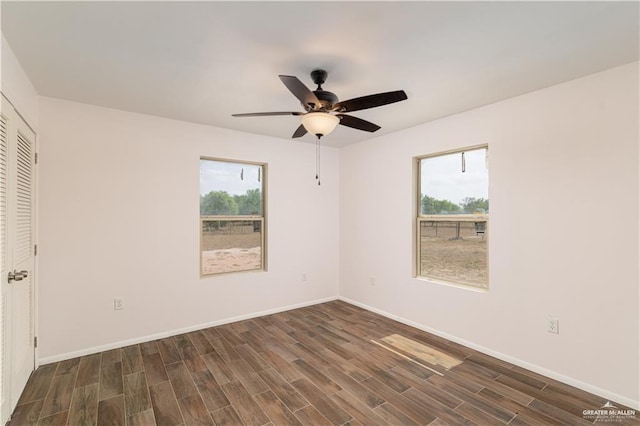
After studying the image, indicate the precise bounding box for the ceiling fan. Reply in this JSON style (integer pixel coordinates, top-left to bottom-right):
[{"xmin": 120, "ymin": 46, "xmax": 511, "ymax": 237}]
[{"xmin": 232, "ymin": 69, "xmax": 408, "ymax": 139}]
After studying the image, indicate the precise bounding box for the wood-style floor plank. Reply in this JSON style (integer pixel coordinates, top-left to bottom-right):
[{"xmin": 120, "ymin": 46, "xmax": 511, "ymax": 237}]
[
  {"xmin": 97, "ymin": 394, "xmax": 125, "ymax": 426},
  {"xmin": 177, "ymin": 393, "xmax": 214, "ymax": 426},
  {"xmin": 260, "ymin": 350, "xmax": 303, "ymax": 382},
  {"xmin": 221, "ymin": 380, "xmax": 270, "ymax": 425},
  {"xmin": 148, "ymin": 381, "xmax": 184, "ymax": 425},
  {"xmin": 140, "ymin": 340, "xmax": 160, "ymax": 357},
  {"xmin": 54, "ymin": 358, "xmax": 80, "ymax": 376},
  {"xmin": 121, "ymin": 345, "xmax": 144, "ymax": 375},
  {"xmin": 187, "ymin": 331, "xmax": 216, "ymax": 355},
  {"xmin": 127, "ymin": 408, "xmax": 156, "ymax": 426},
  {"xmin": 201, "ymin": 350, "xmax": 235, "ymax": 386},
  {"xmin": 477, "ymin": 387, "xmax": 562, "ymax": 425},
  {"xmin": 292, "ymin": 358, "xmax": 341, "ymax": 395},
  {"xmin": 11, "ymin": 300, "xmax": 638, "ymax": 426},
  {"xmin": 235, "ymin": 343, "xmax": 270, "ymax": 372},
  {"xmin": 17, "ymin": 364, "xmax": 57, "ymax": 405},
  {"xmin": 227, "ymin": 358, "xmax": 269, "ymax": 395},
  {"xmin": 157, "ymin": 338, "xmax": 182, "ymax": 365},
  {"xmin": 67, "ymin": 383, "xmax": 99, "ymax": 426},
  {"xmin": 76, "ymin": 354, "xmax": 102, "ymax": 387},
  {"xmin": 323, "ymin": 367, "xmax": 384, "ymax": 409},
  {"xmin": 330, "ymin": 390, "xmax": 388, "ymax": 426},
  {"xmin": 388, "ymin": 366, "xmax": 460, "ymax": 409},
  {"xmin": 174, "ymin": 334, "xmax": 207, "ymax": 373},
  {"xmin": 8, "ymin": 399, "xmax": 43, "ymax": 426},
  {"xmin": 39, "ymin": 372, "xmax": 75, "ymax": 417},
  {"xmin": 191, "ymin": 368, "xmax": 230, "ymax": 412},
  {"xmin": 403, "ymin": 387, "xmax": 473, "ymax": 425},
  {"xmin": 166, "ymin": 361, "xmax": 198, "ymax": 399},
  {"xmin": 293, "ymin": 405, "xmax": 332, "ymax": 426},
  {"xmin": 372, "ymin": 401, "xmax": 420, "ymax": 426},
  {"xmin": 208, "ymin": 337, "xmax": 241, "ymax": 363},
  {"xmin": 319, "ymin": 349, "xmax": 369, "ymax": 382},
  {"xmin": 528, "ymin": 397, "xmax": 594, "ymax": 425},
  {"xmin": 428, "ymin": 374, "xmax": 516, "ymax": 423},
  {"xmin": 361, "ymin": 376, "xmax": 437, "ymax": 424},
  {"xmin": 257, "ymin": 368, "xmax": 308, "ymax": 412},
  {"xmin": 291, "ymin": 377, "xmax": 352, "ymax": 425},
  {"xmin": 101, "ymin": 349, "xmax": 122, "ymax": 365},
  {"xmin": 253, "ymin": 390, "xmax": 302, "ymax": 426},
  {"xmin": 123, "ymin": 371, "xmax": 151, "ymax": 416},
  {"xmin": 455, "ymin": 401, "xmax": 506, "ymax": 426},
  {"xmin": 142, "ymin": 353, "xmax": 169, "ymax": 386},
  {"xmin": 210, "ymin": 405, "xmax": 243, "ymax": 426},
  {"xmin": 36, "ymin": 410, "xmax": 68, "ymax": 426},
  {"xmin": 99, "ymin": 360, "xmax": 123, "ymax": 401}
]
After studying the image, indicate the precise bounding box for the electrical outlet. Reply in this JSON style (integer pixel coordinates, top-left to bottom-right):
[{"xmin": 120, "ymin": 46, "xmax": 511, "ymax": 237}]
[
  {"xmin": 369, "ymin": 276, "xmax": 376, "ymax": 286},
  {"xmin": 546, "ymin": 317, "xmax": 559, "ymax": 334},
  {"xmin": 114, "ymin": 298, "xmax": 124, "ymax": 310}
]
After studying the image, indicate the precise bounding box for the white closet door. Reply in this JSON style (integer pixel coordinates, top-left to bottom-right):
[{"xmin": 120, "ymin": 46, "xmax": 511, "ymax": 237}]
[{"xmin": 0, "ymin": 96, "xmax": 36, "ymax": 424}]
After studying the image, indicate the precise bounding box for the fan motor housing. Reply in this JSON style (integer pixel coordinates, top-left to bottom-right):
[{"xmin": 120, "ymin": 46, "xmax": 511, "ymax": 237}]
[{"xmin": 310, "ymin": 90, "xmax": 338, "ymax": 110}]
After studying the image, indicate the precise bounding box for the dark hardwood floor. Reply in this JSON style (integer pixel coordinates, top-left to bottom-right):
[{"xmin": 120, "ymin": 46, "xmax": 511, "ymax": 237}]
[{"xmin": 8, "ymin": 301, "xmax": 638, "ymax": 425}]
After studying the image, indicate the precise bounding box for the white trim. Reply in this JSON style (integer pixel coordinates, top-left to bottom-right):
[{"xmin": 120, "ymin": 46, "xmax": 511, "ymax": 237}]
[
  {"xmin": 38, "ymin": 296, "xmax": 337, "ymax": 365},
  {"xmin": 339, "ymin": 296, "xmax": 640, "ymax": 410}
]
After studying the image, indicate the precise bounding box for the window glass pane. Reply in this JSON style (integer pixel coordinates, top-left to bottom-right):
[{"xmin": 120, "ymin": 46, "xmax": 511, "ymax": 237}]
[
  {"xmin": 418, "ymin": 147, "xmax": 488, "ymax": 289},
  {"xmin": 200, "ymin": 158, "xmax": 265, "ymax": 276},
  {"xmin": 419, "ymin": 220, "xmax": 487, "ymax": 287},
  {"xmin": 420, "ymin": 149, "xmax": 488, "ymax": 215},
  {"xmin": 200, "ymin": 159, "xmax": 262, "ymax": 215},
  {"xmin": 201, "ymin": 219, "xmax": 262, "ymax": 275}
]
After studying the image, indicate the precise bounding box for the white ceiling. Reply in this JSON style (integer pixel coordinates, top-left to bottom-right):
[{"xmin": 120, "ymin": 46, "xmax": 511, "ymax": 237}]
[{"xmin": 2, "ymin": 1, "xmax": 638, "ymax": 147}]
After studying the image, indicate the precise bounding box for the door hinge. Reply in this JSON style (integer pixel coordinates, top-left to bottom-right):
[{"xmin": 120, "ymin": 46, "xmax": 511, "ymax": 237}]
[
  {"xmin": 34, "ymin": 244, "xmax": 38, "ymax": 256},
  {"xmin": 35, "ymin": 152, "xmax": 38, "ymax": 164},
  {"xmin": 34, "ymin": 336, "xmax": 38, "ymax": 348}
]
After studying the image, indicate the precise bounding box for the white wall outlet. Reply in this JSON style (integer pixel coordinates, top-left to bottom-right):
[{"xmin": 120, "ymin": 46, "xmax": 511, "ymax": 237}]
[
  {"xmin": 546, "ymin": 316, "xmax": 559, "ymax": 334},
  {"xmin": 301, "ymin": 272, "xmax": 307, "ymax": 282},
  {"xmin": 114, "ymin": 298, "xmax": 124, "ymax": 310},
  {"xmin": 369, "ymin": 276, "xmax": 376, "ymax": 286}
]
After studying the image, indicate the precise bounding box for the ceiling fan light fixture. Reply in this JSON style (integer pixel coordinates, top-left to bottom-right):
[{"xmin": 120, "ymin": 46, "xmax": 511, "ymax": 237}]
[{"xmin": 301, "ymin": 112, "xmax": 339, "ymax": 137}]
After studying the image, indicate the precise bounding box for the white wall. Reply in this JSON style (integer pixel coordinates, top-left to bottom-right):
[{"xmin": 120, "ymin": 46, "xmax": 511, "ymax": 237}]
[
  {"xmin": 339, "ymin": 62, "xmax": 639, "ymax": 406},
  {"xmin": 1, "ymin": 34, "xmax": 38, "ymax": 128},
  {"xmin": 37, "ymin": 97, "xmax": 340, "ymax": 360}
]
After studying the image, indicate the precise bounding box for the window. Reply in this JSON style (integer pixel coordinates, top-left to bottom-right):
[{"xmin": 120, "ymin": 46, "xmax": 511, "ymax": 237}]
[
  {"xmin": 200, "ymin": 158, "xmax": 266, "ymax": 276},
  {"xmin": 417, "ymin": 146, "xmax": 489, "ymax": 289}
]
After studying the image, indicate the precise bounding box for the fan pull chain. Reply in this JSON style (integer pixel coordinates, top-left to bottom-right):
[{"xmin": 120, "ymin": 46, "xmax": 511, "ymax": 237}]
[
  {"xmin": 318, "ymin": 137, "xmax": 321, "ymax": 186},
  {"xmin": 315, "ymin": 135, "xmax": 321, "ymax": 185}
]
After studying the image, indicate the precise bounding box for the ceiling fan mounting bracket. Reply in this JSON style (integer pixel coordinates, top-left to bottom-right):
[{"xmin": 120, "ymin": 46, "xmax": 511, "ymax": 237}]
[{"xmin": 310, "ymin": 69, "xmax": 328, "ymax": 89}]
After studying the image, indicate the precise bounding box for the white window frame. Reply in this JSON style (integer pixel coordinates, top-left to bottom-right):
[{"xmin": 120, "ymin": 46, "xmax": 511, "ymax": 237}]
[
  {"xmin": 415, "ymin": 145, "xmax": 489, "ymax": 290},
  {"xmin": 200, "ymin": 157, "xmax": 267, "ymax": 277}
]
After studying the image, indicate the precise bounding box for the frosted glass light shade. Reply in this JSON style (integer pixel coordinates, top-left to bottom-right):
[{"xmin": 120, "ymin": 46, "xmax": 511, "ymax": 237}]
[{"xmin": 301, "ymin": 112, "xmax": 339, "ymax": 136}]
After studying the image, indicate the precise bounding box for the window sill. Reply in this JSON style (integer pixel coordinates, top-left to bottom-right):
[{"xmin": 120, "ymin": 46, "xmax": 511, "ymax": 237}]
[{"xmin": 414, "ymin": 276, "xmax": 489, "ymax": 293}]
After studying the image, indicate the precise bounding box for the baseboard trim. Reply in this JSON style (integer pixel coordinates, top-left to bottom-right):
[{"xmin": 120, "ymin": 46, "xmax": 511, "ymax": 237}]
[
  {"xmin": 339, "ymin": 296, "xmax": 640, "ymax": 410},
  {"xmin": 38, "ymin": 296, "xmax": 338, "ymax": 365}
]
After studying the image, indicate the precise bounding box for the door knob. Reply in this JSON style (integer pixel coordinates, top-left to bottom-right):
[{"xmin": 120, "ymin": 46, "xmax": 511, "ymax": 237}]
[{"xmin": 8, "ymin": 270, "xmax": 28, "ymax": 283}]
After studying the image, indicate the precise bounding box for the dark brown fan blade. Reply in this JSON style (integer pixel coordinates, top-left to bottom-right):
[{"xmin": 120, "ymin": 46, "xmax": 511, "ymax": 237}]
[
  {"xmin": 279, "ymin": 75, "xmax": 321, "ymax": 109},
  {"xmin": 333, "ymin": 90, "xmax": 407, "ymax": 113},
  {"xmin": 337, "ymin": 114, "xmax": 381, "ymax": 132},
  {"xmin": 292, "ymin": 124, "xmax": 307, "ymax": 138},
  {"xmin": 232, "ymin": 111, "xmax": 304, "ymax": 117}
]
